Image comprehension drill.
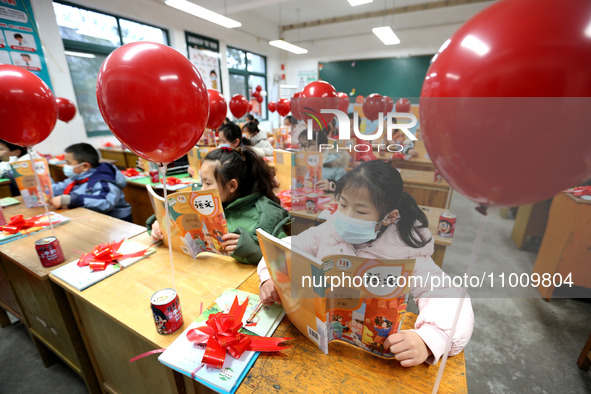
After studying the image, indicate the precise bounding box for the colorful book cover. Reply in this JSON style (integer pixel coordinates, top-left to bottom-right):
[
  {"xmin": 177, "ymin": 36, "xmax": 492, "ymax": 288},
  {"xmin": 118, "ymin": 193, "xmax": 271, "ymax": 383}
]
[
  {"xmin": 256, "ymin": 228, "xmax": 415, "ymax": 358},
  {"xmin": 294, "ymin": 151, "xmax": 322, "ymax": 189},
  {"xmin": 10, "ymin": 157, "xmax": 53, "ymax": 208},
  {"xmin": 147, "ymin": 185, "xmax": 229, "ymax": 258},
  {"xmin": 158, "ymin": 289, "xmax": 285, "ymax": 394},
  {"xmin": 187, "ymin": 146, "xmax": 215, "ymax": 181},
  {"xmin": 50, "ymin": 239, "xmax": 156, "ymax": 291},
  {"xmin": 0, "ymin": 211, "xmax": 70, "ymax": 245},
  {"xmin": 273, "ymin": 149, "xmax": 294, "ymax": 190}
]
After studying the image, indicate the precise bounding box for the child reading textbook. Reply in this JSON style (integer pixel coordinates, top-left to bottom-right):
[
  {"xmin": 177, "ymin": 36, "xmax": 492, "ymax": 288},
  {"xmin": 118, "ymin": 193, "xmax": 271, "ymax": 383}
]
[
  {"xmin": 150, "ymin": 147, "xmax": 290, "ymax": 264},
  {"xmin": 258, "ymin": 160, "xmax": 473, "ymax": 366}
]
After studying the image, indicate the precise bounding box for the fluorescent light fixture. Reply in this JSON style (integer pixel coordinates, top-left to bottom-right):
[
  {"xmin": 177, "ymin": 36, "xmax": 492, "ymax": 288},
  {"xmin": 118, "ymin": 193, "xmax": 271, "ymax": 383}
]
[
  {"xmin": 65, "ymin": 50, "xmax": 96, "ymax": 58},
  {"xmin": 348, "ymin": 0, "xmax": 373, "ymax": 6},
  {"xmin": 165, "ymin": 0, "xmax": 241, "ymax": 29},
  {"xmin": 269, "ymin": 39, "xmax": 308, "ymax": 54},
  {"xmin": 372, "ymin": 26, "xmax": 400, "ymax": 45},
  {"xmin": 460, "ymin": 34, "xmax": 490, "ymax": 56}
]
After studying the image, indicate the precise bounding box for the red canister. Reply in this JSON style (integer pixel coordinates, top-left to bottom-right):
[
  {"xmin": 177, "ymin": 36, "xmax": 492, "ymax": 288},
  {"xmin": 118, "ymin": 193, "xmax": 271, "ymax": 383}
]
[
  {"xmin": 437, "ymin": 212, "xmax": 456, "ymax": 238},
  {"xmin": 150, "ymin": 288, "xmax": 183, "ymax": 335},
  {"xmin": 35, "ymin": 236, "xmax": 65, "ymax": 267}
]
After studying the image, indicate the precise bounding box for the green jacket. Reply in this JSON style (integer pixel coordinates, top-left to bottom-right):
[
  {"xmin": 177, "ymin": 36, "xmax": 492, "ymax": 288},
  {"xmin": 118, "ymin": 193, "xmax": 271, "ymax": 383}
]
[
  {"xmin": 224, "ymin": 193, "xmax": 291, "ymax": 265},
  {"xmin": 146, "ymin": 192, "xmax": 291, "ymax": 265}
]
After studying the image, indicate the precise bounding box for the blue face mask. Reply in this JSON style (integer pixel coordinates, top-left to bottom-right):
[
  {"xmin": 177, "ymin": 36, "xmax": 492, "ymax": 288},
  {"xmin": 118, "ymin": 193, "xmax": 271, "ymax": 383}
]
[
  {"xmin": 330, "ymin": 210, "xmax": 380, "ymax": 244},
  {"xmin": 63, "ymin": 164, "xmax": 82, "ymax": 178}
]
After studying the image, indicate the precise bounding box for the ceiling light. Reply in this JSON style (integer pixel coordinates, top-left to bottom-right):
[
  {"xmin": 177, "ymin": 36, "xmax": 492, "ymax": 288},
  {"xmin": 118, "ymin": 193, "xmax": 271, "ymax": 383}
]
[
  {"xmin": 348, "ymin": 0, "xmax": 373, "ymax": 6},
  {"xmin": 372, "ymin": 26, "xmax": 400, "ymax": 45},
  {"xmin": 165, "ymin": 0, "xmax": 241, "ymax": 29},
  {"xmin": 269, "ymin": 40, "xmax": 308, "ymax": 55},
  {"xmin": 64, "ymin": 50, "xmax": 96, "ymax": 58}
]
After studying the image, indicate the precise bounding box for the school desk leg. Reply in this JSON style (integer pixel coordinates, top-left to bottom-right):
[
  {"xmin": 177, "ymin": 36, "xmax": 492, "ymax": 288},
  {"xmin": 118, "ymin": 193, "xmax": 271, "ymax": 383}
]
[
  {"xmin": 577, "ymin": 332, "xmax": 591, "ymax": 371},
  {"xmin": 0, "ymin": 307, "xmax": 10, "ymax": 327}
]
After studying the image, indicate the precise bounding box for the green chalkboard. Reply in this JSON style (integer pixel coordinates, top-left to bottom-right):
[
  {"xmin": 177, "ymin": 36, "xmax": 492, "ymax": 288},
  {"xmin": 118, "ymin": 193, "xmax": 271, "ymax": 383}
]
[{"xmin": 318, "ymin": 55, "xmax": 433, "ymax": 104}]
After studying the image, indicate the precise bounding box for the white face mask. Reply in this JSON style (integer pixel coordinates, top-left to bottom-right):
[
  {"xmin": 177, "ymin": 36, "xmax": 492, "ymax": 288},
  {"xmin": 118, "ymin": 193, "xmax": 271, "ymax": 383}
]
[
  {"xmin": 62, "ymin": 163, "xmax": 82, "ymax": 178},
  {"xmin": 330, "ymin": 210, "xmax": 380, "ymax": 244}
]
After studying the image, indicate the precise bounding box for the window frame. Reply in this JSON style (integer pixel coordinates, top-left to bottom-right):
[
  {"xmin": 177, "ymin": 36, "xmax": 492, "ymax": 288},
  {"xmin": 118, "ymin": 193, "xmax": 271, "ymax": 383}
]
[{"xmin": 227, "ymin": 46, "xmax": 268, "ymax": 120}]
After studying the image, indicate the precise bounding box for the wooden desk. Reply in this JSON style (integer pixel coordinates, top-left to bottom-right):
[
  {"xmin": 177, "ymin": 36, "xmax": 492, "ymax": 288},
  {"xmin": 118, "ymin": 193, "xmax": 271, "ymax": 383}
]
[
  {"xmin": 389, "ymin": 140, "xmax": 435, "ymax": 172},
  {"xmin": 291, "ymin": 205, "xmax": 452, "ymax": 267},
  {"xmin": 0, "ymin": 209, "xmax": 146, "ymax": 393},
  {"xmin": 398, "ymin": 168, "xmax": 451, "ymax": 209},
  {"xmin": 99, "ymin": 148, "xmax": 127, "ymax": 169},
  {"xmin": 51, "ymin": 233, "xmax": 256, "ymax": 394},
  {"xmin": 124, "ymin": 173, "xmax": 192, "ymax": 226},
  {"xmin": 511, "ymin": 199, "xmax": 552, "ymax": 250},
  {"xmin": 532, "ymin": 193, "xmax": 591, "ymax": 299},
  {"xmin": 0, "ymin": 178, "xmax": 11, "ymax": 198},
  {"xmin": 183, "ymin": 273, "xmax": 467, "ymax": 393}
]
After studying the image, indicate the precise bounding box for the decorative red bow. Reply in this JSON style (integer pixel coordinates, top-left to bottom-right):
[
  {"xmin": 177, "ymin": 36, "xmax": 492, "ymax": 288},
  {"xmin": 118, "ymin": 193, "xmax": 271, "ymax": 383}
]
[
  {"xmin": 77, "ymin": 239, "xmax": 148, "ymax": 271},
  {"xmin": 166, "ymin": 177, "xmax": 182, "ymax": 185},
  {"xmin": 186, "ymin": 297, "xmax": 291, "ymax": 370},
  {"xmin": 122, "ymin": 168, "xmax": 139, "ymax": 177},
  {"xmin": 391, "ymin": 152, "xmax": 407, "ymax": 160},
  {"xmin": 103, "ymin": 142, "xmax": 115, "ymax": 148},
  {"xmin": 0, "ymin": 215, "xmax": 35, "ymax": 234},
  {"xmin": 564, "ymin": 186, "xmax": 591, "ymax": 197}
]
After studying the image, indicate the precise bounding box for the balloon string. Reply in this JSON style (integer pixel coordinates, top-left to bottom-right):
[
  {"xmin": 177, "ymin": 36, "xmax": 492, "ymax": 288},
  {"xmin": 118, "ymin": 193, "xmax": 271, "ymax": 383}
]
[
  {"xmin": 160, "ymin": 163, "xmax": 175, "ymax": 290},
  {"xmin": 431, "ymin": 211, "xmax": 488, "ymax": 394},
  {"xmin": 28, "ymin": 147, "xmax": 56, "ymax": 237},
  {"xmin": 445, "ymin": 187, "xmax": 453, "ymax": 212}
]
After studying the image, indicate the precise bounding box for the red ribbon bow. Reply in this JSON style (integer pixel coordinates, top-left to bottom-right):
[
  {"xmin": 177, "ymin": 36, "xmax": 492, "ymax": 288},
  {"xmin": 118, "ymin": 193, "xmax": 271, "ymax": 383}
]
[
  {"xmin": 0, "ymin": 214, "xmax": 35, "ymax": 234},
  {"xmin": 77, "ymin": 239, "xmax": 148, "ymax": 271},
  {"xmin": 166, "ymin": 177, "xmax": 182, "ymax": 185},
  {"xmin": 564, "ymin": 186, "xmax": 591, "ymax": 197},
  {"xmin": 122, "ymin": 168, "xmax": 139, "ymax": 177},
  {"xmin": 186, "ymin": 297, "xmax": 291, "ymax": 370}
]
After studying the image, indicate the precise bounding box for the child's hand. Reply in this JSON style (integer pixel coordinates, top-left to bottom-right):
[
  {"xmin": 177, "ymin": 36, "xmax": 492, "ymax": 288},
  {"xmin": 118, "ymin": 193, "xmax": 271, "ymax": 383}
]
[
  {"xmin": 187, "ymin": 166, "xmax": 195, "ymax": 176},
  {"xmin": 151, "ymin": 220, "xmax": 163, "ymax": 241},
  {"xmin": 260, "ymin": 279, "xmax": 281, "ymax": 305},
  {"xmin": 221, "ymin": 233, "xmax": 240, "ymax": 252},
  {"xmin": 384, "ymin": 330, "xmax": 431, "ymax": 367},
  {"xmin": 315, "ymin": 179, "xmax": 331, "ymax": 191},
  {"xmin": 50, "ymin": 196, "xmax": 62, "ymax": 209},
  {"xmin": 408, "ymin": 148, "xmax": 418, "ymax": 158}
]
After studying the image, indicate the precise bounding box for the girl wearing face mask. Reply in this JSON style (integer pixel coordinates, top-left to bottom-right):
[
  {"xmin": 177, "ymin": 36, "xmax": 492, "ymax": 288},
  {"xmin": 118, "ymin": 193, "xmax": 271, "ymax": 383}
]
[{"xmin": 257, "ymin": 160, "xmax": 473, "ymax": 368}]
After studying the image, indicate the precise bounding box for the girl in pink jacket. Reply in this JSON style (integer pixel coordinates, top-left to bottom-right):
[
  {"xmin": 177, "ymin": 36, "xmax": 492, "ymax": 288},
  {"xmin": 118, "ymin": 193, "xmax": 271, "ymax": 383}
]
[{"xmin": 258, "ymin": 160, "xmax": 474, "ymax": 367}]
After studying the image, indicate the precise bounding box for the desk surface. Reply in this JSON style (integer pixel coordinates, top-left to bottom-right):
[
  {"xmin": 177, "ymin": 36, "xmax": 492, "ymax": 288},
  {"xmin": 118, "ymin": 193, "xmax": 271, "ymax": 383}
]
[
  {"xmin": 0, "ymin": 207, "xmax": 145, "ymax": 279},
  {"xmin": 51, "ymin": 232, "xmax": 257, "ymax": 349},
  {"xmin": 398, "ymin": 168, "xmax": 449, "ymax": 189},
  {"xmin": 126, "ymin": 173, "xmax": 192, "ymax": 188}
]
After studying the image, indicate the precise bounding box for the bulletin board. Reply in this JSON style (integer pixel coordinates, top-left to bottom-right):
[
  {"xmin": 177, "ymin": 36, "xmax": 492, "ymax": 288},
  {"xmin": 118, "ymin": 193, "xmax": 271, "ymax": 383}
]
[
  {"xmin": 0, "ymin": 0, "xmax": 53, "ymax": 89},
  {"xmin": 186, "ymin": 31, "xmax": 222, "ymax": 93},
  {"xmin": 318, "ymin": 55, "xmax": 433, "ymax": 104}
]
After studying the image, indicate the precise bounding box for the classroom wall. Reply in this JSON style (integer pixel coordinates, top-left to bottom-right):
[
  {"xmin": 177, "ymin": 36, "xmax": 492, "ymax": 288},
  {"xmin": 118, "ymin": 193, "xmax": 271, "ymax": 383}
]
[{"xmin": 30, "ymin": 0, "xmax": 284, "ymax": 155}]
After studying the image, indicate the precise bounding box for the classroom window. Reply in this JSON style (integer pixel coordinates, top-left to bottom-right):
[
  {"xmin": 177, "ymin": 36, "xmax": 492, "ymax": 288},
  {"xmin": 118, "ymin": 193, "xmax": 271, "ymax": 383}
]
[
  {"xmin": 52, "ymin": 1, "xmax": 169, "ymax": 137},
  {"xmin": 226, "ymin": 47, "xmax": 267, "ymax": 120}
]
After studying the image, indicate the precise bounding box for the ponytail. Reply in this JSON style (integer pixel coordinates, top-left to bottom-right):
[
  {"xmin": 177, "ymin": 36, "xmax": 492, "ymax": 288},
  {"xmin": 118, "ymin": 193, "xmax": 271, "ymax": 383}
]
[{"xmin": 396, "ymin": 192, "xmax": 430, "ymax": 248}]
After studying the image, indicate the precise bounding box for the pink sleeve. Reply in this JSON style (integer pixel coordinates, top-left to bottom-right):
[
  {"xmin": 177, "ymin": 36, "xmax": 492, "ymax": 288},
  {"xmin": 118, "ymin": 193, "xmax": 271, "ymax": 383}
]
[
  {"xmin": 409, "ymin": 257, "xmax": 475, "ymax": 365},
  {"xmin": 257, "ymin": 255, "xmax": 272, "ymax": 286}
]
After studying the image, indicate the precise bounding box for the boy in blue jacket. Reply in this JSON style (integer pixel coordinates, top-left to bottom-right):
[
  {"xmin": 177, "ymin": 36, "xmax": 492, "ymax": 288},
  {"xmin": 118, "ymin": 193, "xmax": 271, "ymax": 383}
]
[{"xmin": 50, "ymin": 143, "xmax": 132, "ymax": 221}]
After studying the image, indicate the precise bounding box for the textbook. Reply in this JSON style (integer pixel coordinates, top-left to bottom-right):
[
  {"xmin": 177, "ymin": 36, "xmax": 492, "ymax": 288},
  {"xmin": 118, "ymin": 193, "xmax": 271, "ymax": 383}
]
[
  {"xmin": 158, "ymin": 289, "xmax": 285, "ymax": 394},
  {"xmin": 294, "ymin": 151, "xmax": 322, "ymax": 189},
  {"xmin": 0, "ymin": 197, "xmax": 20, "ymax": 208},
  {"xmin": 147, "ymin": 185, "xmax": 229, "ymax": 258},
  {"xmin": 51, "ymin": 239, "xmax": 155, "ymax": 291},
  {"xmin": 256, "ymin": 228, "xmax": 415, "ymax": 358},
  {"xmin": 0, "ymin": 211, "xmax": 70, "ymax": 245},
  {"xmin": 10, "ymin": 157, "xmax": 53, "ymax": 208}
]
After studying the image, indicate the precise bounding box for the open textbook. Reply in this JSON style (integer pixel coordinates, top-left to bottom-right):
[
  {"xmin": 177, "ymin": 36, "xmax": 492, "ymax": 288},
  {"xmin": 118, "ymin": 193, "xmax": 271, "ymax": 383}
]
[
  {"xmin": 256, "ymin": 228, "xmax": 415, "ymax": 358},
  {"xmin": 147, "ymin": 185, "xmax": 228, "ymax": 258}
]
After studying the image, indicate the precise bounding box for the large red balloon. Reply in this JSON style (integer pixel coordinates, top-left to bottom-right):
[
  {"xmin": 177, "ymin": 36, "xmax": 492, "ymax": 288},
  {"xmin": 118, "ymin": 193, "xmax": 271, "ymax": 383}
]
[
  {"xmin": 97, "ymin": 42, "xmax": 208, "ymax": 164},
  {"xmin": 362, "ymin": 93, "xmax": 386, "ymax": 121},
  {"xmin": 337, "ymin": 92, "xmax": 349, "ymax": 113},
  {"xmin": 300, "ymin": 80, "xmax": 339, "ymax": 127},
  {"xmin": 420, "ymin": 0, "xmax": 591, "ymax": 206},
  {"xmin": 0, "ymin": 65, "xmax": 57, "ymax": 146},
  {"xmin": 56, "ymin": 97, "xmax": 76, "ymax": 123},
  {"xmin": 290, "ymin": 92, "xmax": 303, "ymax": 120},
  {"xmin": 247, "ymin": 102, "xmax": 253, "ymax": 113},
  {"xmin": 229, "ymin": 94, "xmax": 249, "ymax": 118},
  {"xmin": 395, "ymin": 98, "xmax": 411, "ymax": 113},
  {"xmin": 206, "ymin": 89, "xmax": 227, "ymax": 130},
  {"xmin": 267, "ymin": 102, "xmax": 277, "ymax": 113},
  {"xmin": 384, "ymin": 96, "xmax": 394, "ymax": 113},
  {"xmin": 277, "ymin": 98, "xmax": 291, "ymax": 117}
]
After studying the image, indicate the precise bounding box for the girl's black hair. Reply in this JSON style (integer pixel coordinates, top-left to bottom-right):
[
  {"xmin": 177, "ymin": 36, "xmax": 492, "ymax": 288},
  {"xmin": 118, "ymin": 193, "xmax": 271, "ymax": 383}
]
[
  {"xmin": 298, "ymin": 128, "xmax": 328, "ymax": 147},
  {"xmin": 219, "ymin": 123, "xmax": 251, "ymax": 146},
  {"xmin": 204, "ymin": 147, "xmax": 279, "ymax": 204},
  {"xmin": 284, "ymin": 115, "xmax": 297, "ymax": 126},
  {"xmin": 334, "ymin": 160, "xmax": 430, "ymax": 248},
  {"xmin": 0, "ymin": 139, "xmax": 27, "ymax": 157},
  {"xmin": 242, "ymin": 121, "xmax": 260, "ymax": 135}
]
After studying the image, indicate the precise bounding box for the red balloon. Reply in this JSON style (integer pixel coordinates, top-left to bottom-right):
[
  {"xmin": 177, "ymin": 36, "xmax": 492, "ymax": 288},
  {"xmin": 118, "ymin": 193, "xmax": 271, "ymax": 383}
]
[
  {"xmin": 290, "ymin": 92, "xmax": 303, "ymax": 120},
  {"xmin": 300, "ymin": 80, "xmax": 339, "ymax": 127},
  {"xmin": 255, "ymin": 85, "xmax": 262, "ymax": 92},
  {"xmin": 395, "ymin": 98, "xmax": 411, "ymax": 113},
  {"xmin": 252, "ymin": 90, "xmax": 260, "ymax": 98},
  {"xmin": 362, "ymin": 93, "xmax": 386, "ymax": 121},
  {"xmin": 267, "ymin": 102, "xmax": 277, "ymax": 113},
  {"xmin": 247, "ymin": 102, "xmax": 253, "ymax": 113},
  {"xmin": 56, "ymin": 97, "xmax": 76, "ymax": 123},
  {"xmin": 97, "ymin": 42, "xmax": 208, "ymax": 164},
  {"xmin": 206, "ymin": 89, "xmax": 227, "ymax": 130},
  {"xmin": 337, "ymin": 92, "xmax": 349, "ymax": 113},
  {"xmin": 256, "ymin": 95, "xmax": 263, "ymax": 103},
  {"xmin": 277, "ymin": 98, "xmax": 291, "ymax": 117},
  {"xmin": 420, "ymin": 0, "xmax": 591, "ymax": 206},
  {"xmin": 384, "ymin": 96, "xmax": 394, "ymax": 113},
  {"xmin": 0, "ymin": 65, "xmax": 57, "ymax": 146},
  {"xmin": 229, "ymin": 94, "xmax": 249, "ymax": 118}
]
